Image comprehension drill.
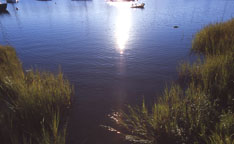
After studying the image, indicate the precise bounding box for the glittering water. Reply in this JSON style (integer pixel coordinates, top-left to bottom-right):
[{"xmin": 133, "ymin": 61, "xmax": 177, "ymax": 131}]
[{"xmin": 1, "ymin": 0, "xmax": 234, "ymax": 143}]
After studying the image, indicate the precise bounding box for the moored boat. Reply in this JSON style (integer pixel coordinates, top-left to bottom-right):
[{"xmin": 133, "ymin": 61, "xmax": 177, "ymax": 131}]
[
  {"xmin": 109, "ymin": 0, "xmax": 134, "ymax": 2},
  {"xmin": 131, "ymin": 2, "xmax": 145, "ymax": 8},
  {"xmin": 7, "ymin": 0, "xmax": 18, "ymax": 3},
  {"xmin": 0, "ymin": 2, "xmax": 7, "ymax": 12}
]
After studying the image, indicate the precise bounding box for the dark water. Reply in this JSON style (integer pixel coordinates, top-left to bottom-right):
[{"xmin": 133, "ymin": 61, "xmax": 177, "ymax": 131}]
[{"xmin": 1, "ymin": 0, "xmax": 234, "ymax": 143}]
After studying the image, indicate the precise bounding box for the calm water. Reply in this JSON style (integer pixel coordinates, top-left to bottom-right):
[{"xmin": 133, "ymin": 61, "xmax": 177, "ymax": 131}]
[{"xmin": 1, "ymin": 0, "xmax": 234, "ymax": 143}]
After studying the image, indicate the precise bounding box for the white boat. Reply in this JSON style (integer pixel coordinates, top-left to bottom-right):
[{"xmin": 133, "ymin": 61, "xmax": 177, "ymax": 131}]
[{"xmin": 131, "ymin": 2, "xmax": 145, "ymax": 8}]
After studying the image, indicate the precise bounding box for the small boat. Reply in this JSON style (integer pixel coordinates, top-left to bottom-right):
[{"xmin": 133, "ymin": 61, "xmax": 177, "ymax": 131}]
[
  {"xmin": 131, "ymin": 2, "xmax": 145, "ymax": 8},
  {"xmin": 7, "ymin": 0, "xmax": 18, "ymax": 3},
  {"xmin": 0, "ymin": 1, "xmax": 7, "ymax": 12},
  {"xmin": 108, "ymin": 0, "xmax": 134, "ymax": 2}
]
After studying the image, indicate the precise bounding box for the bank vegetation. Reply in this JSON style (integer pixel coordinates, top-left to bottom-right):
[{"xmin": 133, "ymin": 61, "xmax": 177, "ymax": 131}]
[
  {"xmin": 0, "ymin": 46, "xmax": 73, "ymax": 144},
  {"xmin": 113, "ymin": 19, "xmax": 234, "ymax": 144}
]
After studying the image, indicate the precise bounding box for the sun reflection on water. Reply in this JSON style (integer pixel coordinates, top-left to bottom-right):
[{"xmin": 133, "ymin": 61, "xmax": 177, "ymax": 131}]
[{"xmin": 108, "ymin": 2, "xmax": 132, "ymax": 54}]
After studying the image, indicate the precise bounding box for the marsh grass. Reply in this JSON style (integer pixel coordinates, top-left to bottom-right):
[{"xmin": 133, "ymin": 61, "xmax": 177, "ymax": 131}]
[
  {"xmin": 0, "ymin": 46, "xmax": 72, "ymax": 144},
  {"xmin": 192, "ymin": 19, "xmax": 234, "ymax": 55},
  {"xmin": 0, "ymin": 46, "xmax": 24, "ymax": 79},
  {"xmin": 116, "ymin": 84, "xmax": 213, "ymax": 144},
  {"xmin": 112, "ymin": 19, "xmax": 234, "ymax": 143},
  {"xmin": 179, "ymin": 53, "xmax": 234, "ymax": 110}
]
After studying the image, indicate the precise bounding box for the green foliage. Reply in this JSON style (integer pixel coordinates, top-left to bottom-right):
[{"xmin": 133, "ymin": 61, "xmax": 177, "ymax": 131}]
[
  {"xmin": 179, "ymin": 53, "xmax": 234, "ymax": 110},
  {"xmin": 0, "ymin": 46, "xmax": 72, "ymax": 144},
  {"xmin": 0, "ymin": 46, "xmax": 24, "ymax": 79},
  {"xmin": 113, "ymin": 19, "xmax": 234, "ymax": 143},
  {"xmin": 192, "ymin": 19, "xmax": 234, "ymax": 55},
  {"xmin": 206, "ymin": 112, "xmax": 234, "ymax": 144},
  {"xmin": 117, "ymin": 84, "xmax": 212, "ymax": 144}
]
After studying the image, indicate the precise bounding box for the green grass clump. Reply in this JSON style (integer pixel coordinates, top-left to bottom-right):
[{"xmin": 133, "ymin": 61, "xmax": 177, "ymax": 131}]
[
  {"xmin": 192, "ymin": 19, "xmax": 234, "ymax": 55},
  {"xmin": 0, "ymin": 46, "xmax": 24, "ymax": 79},
  {"xmin": 179, "ymin": 53, "xmax": 234, "ymax": 110},
  {"xmin": 0, "ymin": 46, "xmax": 73, "ymax": 144},
  {"xmin": 112, "ymin": 19, "xmax": 234, "ymax": 143},
  {"xmin": 116, "ymin": 84, "xmax": 213, "ymax": 144}
]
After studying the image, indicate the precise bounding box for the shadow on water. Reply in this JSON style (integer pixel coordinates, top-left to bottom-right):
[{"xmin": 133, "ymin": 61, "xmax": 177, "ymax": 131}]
[
  {"xmin": 66, "ymin": 0, "xmax": 91, "ymax": 24},
  {"xmin": 0, "ymin": 15, "xmax": 10, "ymax": 45},
  {"xmin": 9, "ymin": 4, "xmax": 22, "ymax": 28}
]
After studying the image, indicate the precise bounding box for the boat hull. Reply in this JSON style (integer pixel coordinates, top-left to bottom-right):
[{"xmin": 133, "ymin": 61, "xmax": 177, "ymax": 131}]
[
  {"xmin": 0, "ymin": 4, "xmax": 7, "ymax": 12},
  {"xmin": 7, "ymin": 0, "xmax": 18, "ymax": 3},
  {"xmin": 108, "ymin": 0, "xmax": 134, "ymax": 2},
  {"xmin": 131, "ymin": 3, "xmax": 145, "ymax": 8}
]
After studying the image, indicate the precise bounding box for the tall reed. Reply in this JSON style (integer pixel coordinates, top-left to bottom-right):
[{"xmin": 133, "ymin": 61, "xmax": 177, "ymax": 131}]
[
  {"xmin": 112, "ymin": 19, "xmax": 234, "ymax": 144},
  {"xmin": 0, "ymin": 46, "xmax": 73, "ymax": 144}
]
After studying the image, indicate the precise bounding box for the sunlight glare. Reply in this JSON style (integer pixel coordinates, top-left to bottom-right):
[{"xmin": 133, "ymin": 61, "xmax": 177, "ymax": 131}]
[{"xmin": 108, "ymin": 2, "xmax": 132, "ymax": 54}]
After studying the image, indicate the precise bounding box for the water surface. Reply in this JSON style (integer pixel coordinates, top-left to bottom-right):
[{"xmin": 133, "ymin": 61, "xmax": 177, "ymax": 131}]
[{"xmin": 1, "ymin": 0, "xmax": 234, "ymax": 143}]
